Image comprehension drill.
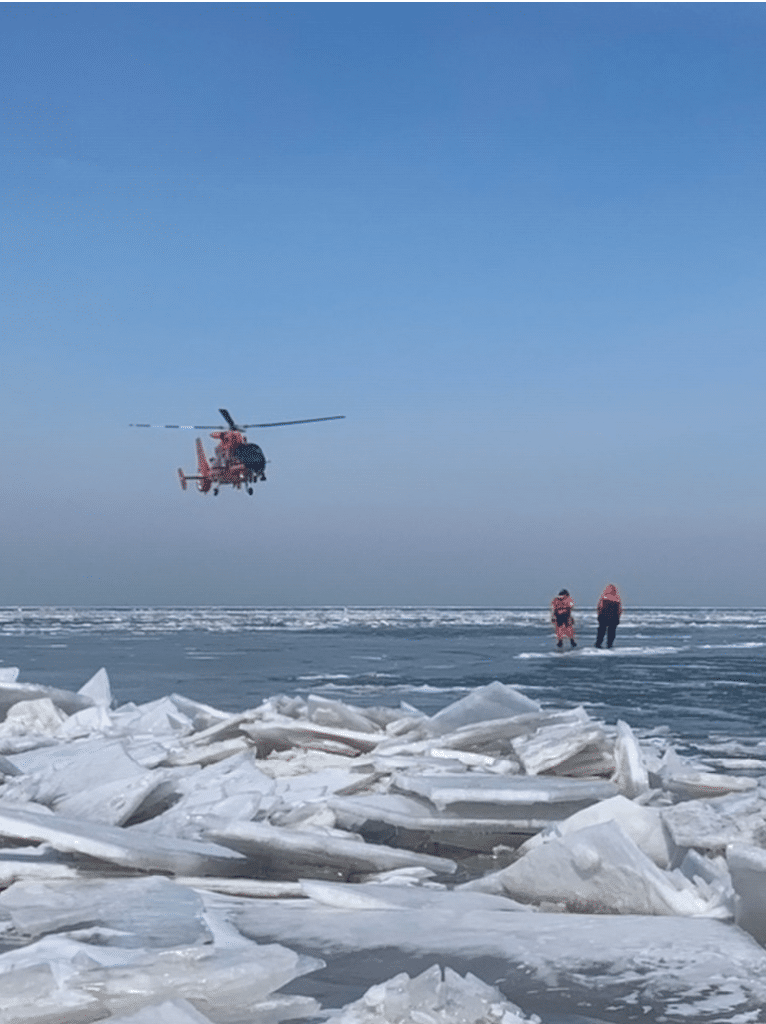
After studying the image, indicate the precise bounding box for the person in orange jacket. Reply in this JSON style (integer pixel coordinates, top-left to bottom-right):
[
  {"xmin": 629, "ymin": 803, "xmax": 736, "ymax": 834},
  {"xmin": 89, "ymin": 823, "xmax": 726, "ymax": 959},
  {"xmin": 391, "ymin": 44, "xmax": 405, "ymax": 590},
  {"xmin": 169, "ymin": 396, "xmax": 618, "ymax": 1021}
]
[
  {"xmin": 595, "ymin": 583, "xmax": 622, "ymax": 649},
  {"xmin": 551, "ymin": 589, "xmax": 576, "ymax": 649}
]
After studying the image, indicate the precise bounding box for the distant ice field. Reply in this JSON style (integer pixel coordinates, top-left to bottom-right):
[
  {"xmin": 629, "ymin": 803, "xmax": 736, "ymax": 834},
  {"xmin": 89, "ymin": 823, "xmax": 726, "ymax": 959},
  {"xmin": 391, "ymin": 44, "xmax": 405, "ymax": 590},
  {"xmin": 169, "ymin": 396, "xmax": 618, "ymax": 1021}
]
[{"xmin": 2, "ymin": 606, "xmax": 765, "ymax": 769}]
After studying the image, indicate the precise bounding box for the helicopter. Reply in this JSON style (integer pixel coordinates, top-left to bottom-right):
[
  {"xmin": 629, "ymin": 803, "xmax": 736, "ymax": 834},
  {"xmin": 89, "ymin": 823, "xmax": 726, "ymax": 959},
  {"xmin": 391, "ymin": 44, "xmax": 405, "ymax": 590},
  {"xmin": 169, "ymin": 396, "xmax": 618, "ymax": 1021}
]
[{"xmin": 131, "ymin": 408, "xmax": 345, "ymax": 495}]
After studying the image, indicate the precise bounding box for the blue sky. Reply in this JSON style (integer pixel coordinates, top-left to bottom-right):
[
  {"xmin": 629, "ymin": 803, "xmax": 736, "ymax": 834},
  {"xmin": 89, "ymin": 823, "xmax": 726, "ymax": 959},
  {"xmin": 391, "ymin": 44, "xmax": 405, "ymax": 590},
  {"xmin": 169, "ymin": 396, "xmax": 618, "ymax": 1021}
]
[{"xmin": 2, "ymin": 2, "xmax": 765, "ymax": 607}]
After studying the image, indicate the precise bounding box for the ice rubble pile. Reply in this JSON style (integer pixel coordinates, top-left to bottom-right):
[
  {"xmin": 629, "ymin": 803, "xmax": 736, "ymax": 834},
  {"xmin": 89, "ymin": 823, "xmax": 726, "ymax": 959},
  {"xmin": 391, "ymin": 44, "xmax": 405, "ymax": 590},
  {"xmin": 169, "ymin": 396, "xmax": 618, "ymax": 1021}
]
[{"xmin": 1, "ymin": 667, "xmax": 766, "ymax": 1021}]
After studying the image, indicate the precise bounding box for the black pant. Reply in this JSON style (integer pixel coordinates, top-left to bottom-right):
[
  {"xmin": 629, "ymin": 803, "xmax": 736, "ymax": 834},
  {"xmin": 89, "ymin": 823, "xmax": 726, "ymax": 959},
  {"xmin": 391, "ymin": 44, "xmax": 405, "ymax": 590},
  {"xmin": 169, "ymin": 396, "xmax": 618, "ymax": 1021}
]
[{"xmin": 596, "ymin": 619, "xmax": 617, "ymax": 648}]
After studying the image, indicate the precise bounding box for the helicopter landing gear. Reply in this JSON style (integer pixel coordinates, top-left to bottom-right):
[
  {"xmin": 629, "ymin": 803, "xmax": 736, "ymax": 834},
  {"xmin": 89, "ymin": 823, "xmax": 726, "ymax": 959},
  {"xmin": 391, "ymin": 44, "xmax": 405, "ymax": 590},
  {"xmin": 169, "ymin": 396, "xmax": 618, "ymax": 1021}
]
[
  {"xmin": 247, "ymin": 487, "xmax": 254, "ymax": 495},
  {"xmin": 260, "ymin": 473, "xmax": 266, "ymax": 482},
  {"xmin": 213, "ymin": 488, "xmax": 219, "ymax": 496}
]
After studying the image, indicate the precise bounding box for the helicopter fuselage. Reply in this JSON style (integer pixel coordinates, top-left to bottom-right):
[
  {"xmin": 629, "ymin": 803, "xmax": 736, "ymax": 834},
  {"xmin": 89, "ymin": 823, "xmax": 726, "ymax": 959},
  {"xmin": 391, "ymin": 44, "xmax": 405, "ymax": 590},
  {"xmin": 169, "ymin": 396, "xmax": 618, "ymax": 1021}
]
[{"xmin": 178, "ymin": 430, "xmax": 266, "ymax": 495}]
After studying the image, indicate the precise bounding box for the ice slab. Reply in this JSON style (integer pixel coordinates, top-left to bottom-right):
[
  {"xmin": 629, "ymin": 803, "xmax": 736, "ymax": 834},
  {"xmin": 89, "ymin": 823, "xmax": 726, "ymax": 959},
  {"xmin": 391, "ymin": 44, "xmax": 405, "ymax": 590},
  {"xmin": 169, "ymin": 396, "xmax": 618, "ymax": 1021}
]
[
  {"xmin": 727, "ymin": 842, "xmax": 766, "ymax": 945},
  {"xmin": 392, "ymin": 773, "xmax": 618, "ymax": 818},
  {"xmin": 5, "ymin": 734, "xmax": 145, "ymax": 776},
  {"xmin": 662, "ymin": 767, "xmax": 757, "ymax": 800},
  {"xmin": 10, "ymin": 737, "xmax": 145, "ymax": 801},
  {"xmin": 0, "ymin": 846, "xmax": 81, "ymax": 886},
  {"xmin": 295, "ymin": 879, "xmax": 518, "ymax": 915},
  {"xmin": 0, "ymin": 679, "xmax": 92, "ymax": 719},
  {"xmin": 57, "ymin": 703, "xmax": 115, "ymax": 740},
  {"xmin": 661, "ymin": 789, "xmax": 766, "ymax": 853},
  {"xmin": 495, "ymin": 820, "xmax": 713, "ymax": 916},
  {"xmin": 655, "ymin": 757, "xmax": 757, "ymax": 802},
  {"xmin": 241, "ymin": 719, "xmax": 386, "ymax": 757},
  {"xmin": 0, "ymin": 876, "xmax": 211, "ymax": 947},
  {"xmin": 77, "ymin": 667, "xmax": 112, "ymax": 709},
  {"xmin": 108, "ymin": 696, "xmax": 198, "ymax": 739},
  {"xmin": 55, "ymin": 771, "xmax": 169, "ymax": 827},
  {"xmin": 306, "ymin": 695, "xmax": 380, "ymax": 734},
  {"xmin": 330, "ymin": 792, "xmax": 545, "ymax": 851},
  {"xmin": 425, "ymin": 681, "xmax": 540, "ymax": 736},
  {"xmin": 2, "ymin": 738, "xmax": 170, "ymax": 828},
  {"xmin": 176, "ymin": 877, "xmax": 306, "ymax": 899},
  {"xmin": 0, "ymin": 805, "xmax": 246, "ymax": 876},
  {"xmin": 173, "ymin": 711, "xmax": 257, "ymax": 749},
  {"xmin": 160, "ymin": 737, "xmax": 250, "ymax": 767},
  {"xmin": 521, "ymin": 793, "xmax": 676, "ymax": 868},
  {"xmin": 167, "ymin": 693, "xmax": 233, "ymax": 732},
  {"xmin": 611, "ymin": 719, "xmax": 650, "ymax": 797},
  {"xmin": 511, "ymin": 713, "xmax": 610, "ymax": 777},
  {"xmin": 205, "ymin": 820, "xmax": 457, "ymax": 880}
]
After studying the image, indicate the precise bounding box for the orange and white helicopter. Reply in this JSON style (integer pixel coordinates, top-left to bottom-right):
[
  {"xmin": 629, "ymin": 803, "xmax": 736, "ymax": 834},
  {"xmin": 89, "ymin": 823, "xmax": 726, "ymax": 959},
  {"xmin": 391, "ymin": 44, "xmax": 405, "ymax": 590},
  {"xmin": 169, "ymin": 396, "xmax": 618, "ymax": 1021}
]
[{"xmin": 131, "ymin": 408, "xmax": 345, "ymax": 495}]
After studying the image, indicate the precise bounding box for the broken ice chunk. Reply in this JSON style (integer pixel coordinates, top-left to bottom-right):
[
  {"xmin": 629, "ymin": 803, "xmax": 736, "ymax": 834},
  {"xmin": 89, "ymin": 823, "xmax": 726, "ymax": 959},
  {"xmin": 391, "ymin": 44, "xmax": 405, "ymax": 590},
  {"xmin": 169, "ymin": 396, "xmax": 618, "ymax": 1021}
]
[
  {"xmin": 520, "ymin": 794, "xmax": 676, "ymax": 869},
  {"xmin": 307, "ymin": 695, "xmax": 380, "ymax": 733},
  {"xmin": 55, "ymin": 772, "xmax": 170, "ymax": 827},
  {"xmin": 727, "ymin": 842, "xmax": 766, "ymax": 945},
  {"xmin": 0, "ymin": 698, "xmax": 67, "ymax": 739},
  {"xmin": 426, "ymin": 681, "xmax": 540, "ymax": 736},
  {"xmin": 108, "ymin": 697, "xmax": 199, "ymax": 739},
  {"xmin": 511, "ymin": 708, "xmax": 611, "ymax": 776},
  {"xmin": 663, "ymin": 769, "xmax": 757, "ymax": 801},
  {"xmin": 322, "ymin": 964, "xmax": 535, "ymax": 1024},
  {"xmin": 661, "ymin": 789, "xmax": 766, "ymax": 854},
  {"xmin": 611, "ymin": 719, "xmax": 650, "ymax": 797},
  {"xmin": 0, "ymin": 959, "xmax": 100, "ymax": 1023},
  {"xmin": 241, "ymin": 719, "xmax": 386, "ymax": 757},
  {"xmin": 495, "ymin": 820, "xmax": 713, "ymax": 916},
  {"xmin": 0, "ymin": 677, "xmax": 92, "ymax": 719},
  {"xmin": 16, "ymin": 738, "xmax": 147, "ymax": 802},
  {"xmin": 0, "ymin": 805, "xmax": 246, "ymax": 876},
  {"xmin": 58, "ymin": 704, "xmax": 115, "ymax": 739},
  {"xmin": 160, "ymin": 737, "xmax": 250, "ymax": 768},
  {"xmin": 77, "ymin": 667, "xmax": 112, "ymax": 709}
]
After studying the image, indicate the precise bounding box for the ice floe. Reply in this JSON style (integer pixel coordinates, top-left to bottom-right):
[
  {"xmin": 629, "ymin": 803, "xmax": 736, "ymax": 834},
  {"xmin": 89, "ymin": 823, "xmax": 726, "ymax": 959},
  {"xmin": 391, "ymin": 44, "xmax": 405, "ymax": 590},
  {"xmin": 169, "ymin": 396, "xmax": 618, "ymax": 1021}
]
[{"xmin": 1, "ymin": 667, "xmax": 766, "ymax": 1021}]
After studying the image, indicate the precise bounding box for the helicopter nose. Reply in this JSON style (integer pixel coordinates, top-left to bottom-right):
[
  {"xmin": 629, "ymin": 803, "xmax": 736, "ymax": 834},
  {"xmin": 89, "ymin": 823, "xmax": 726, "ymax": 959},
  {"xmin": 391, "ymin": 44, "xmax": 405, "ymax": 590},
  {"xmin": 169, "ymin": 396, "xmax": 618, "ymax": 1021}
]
[{"xmin": 233, "ymin": 443, "xmax": 266, "ymax": 474}]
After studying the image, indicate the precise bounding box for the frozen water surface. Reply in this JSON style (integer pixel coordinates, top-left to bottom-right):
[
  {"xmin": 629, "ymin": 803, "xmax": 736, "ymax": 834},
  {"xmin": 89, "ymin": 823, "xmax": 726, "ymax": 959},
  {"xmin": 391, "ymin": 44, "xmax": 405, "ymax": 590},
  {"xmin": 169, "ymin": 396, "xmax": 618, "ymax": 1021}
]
[{"xmin": 0, "ymin": 607, "xmax": 765, "ymax": 1021}]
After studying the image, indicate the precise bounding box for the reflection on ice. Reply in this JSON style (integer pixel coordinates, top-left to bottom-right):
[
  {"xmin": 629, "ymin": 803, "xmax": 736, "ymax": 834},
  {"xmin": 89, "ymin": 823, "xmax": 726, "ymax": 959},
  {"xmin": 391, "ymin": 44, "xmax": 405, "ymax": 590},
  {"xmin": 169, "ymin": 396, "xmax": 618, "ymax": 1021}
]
[{"xmin": 1, "ymin": 667, "xmax": 766, "ymax": 1021}]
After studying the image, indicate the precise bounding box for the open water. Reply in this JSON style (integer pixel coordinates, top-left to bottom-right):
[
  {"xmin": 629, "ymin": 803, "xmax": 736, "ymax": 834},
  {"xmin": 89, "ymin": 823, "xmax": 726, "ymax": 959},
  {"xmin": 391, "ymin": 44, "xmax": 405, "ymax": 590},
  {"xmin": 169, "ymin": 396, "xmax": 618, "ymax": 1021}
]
[{"xmin": 1, "ymin": 605, "xmax": 765, "ymax": 771}]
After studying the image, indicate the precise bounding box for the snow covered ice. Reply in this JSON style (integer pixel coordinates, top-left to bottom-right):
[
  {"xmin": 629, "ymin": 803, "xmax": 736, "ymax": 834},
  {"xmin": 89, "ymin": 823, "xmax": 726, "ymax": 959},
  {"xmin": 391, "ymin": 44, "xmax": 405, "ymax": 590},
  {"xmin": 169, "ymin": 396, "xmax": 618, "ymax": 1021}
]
[{"xmin": 2, "ymin": 667, "xmax": 766, "ymax": 1022}]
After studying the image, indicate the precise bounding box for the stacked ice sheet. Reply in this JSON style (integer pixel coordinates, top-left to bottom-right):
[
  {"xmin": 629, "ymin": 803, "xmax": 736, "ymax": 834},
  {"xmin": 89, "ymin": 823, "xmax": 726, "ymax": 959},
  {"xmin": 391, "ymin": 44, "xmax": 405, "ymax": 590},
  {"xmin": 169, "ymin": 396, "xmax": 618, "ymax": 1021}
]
[{"xmin": 1, "ymin": 668, "xmax": 766, "ymax": 1022}]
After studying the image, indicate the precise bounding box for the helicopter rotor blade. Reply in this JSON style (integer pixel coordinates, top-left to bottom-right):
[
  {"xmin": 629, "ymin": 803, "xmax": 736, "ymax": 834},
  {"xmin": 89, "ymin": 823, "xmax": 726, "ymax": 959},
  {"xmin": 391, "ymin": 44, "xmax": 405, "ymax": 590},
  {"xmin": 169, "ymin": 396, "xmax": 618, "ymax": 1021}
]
[
  {"xmin": 240, "ymin": 415, "xmax": 346, "ymax": 429},
  {"xmin": 131, "ymin": 414, "xmax": 346, "ymax": 430}
]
